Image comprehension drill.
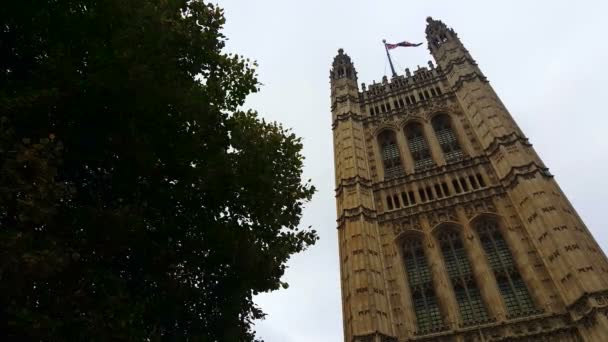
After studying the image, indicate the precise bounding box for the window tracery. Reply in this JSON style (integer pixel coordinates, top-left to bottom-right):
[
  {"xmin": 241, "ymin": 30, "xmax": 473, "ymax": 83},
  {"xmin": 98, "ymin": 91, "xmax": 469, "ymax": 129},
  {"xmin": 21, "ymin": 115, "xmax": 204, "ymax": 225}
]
[
  {"xmin": 378, "ymin": 130, "xmax": 404, "ymax": 179},
  {"xmin": 438, "ymin": 230, "xmax": 489, "ymax": 324},
  {"xmin": 476, "ymin": 220, "xmax": 536, "ymax": 317},
  {"xmin": 432, "ymin": 115, "xmax": 463, "ymax": 162},
  {"xmin": 402, "ymin": 239, "xmax": 444, "ymax": 333},
  {"xmin": 405, "ymin": 123, "xmax": 434, "ymax": 171}
]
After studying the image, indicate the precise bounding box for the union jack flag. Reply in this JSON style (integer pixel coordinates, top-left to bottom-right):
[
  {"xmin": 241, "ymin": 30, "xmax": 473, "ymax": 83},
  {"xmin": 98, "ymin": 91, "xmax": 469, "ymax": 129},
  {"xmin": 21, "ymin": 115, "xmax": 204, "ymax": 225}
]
[{"xmin": 385, "ymin": 41, "xmax": 423, "ymax": 49}]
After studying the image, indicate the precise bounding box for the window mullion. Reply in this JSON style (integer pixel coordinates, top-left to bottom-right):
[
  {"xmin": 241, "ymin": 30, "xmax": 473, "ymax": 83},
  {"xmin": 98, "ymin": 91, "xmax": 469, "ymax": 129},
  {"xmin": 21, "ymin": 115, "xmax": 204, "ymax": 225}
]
[
  {"xmin": 412, "ymin": 246, "xmax": 431, "ymax": 328},
  {"xmin": 410, "ymin": 247, "xmax": 420, "ymax": 284},
  {"xmin": 449, "ymin": 235, "xmax": 465, "ymax": 278},
  {"xmin": 461, "ymin": 279, "xmax": 474, "ymax": 313},
  {"xmin": 505, "ymin": 273, "xmax": 524, "ymax": 312},
  {"xmin": 420, "ymin": 285, "xmax": 430, "ymax": 329},
  {"xmin": 488, "ymin": 225, "xmax": 509, "ymax": 271}
]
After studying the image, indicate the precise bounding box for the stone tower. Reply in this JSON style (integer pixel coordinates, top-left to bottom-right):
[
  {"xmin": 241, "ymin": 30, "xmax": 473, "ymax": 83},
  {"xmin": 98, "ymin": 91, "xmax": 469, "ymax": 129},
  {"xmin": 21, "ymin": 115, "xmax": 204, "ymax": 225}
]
[{"xmin": 330, "ymin": 17, "xmax": 608, "ymax": 342}]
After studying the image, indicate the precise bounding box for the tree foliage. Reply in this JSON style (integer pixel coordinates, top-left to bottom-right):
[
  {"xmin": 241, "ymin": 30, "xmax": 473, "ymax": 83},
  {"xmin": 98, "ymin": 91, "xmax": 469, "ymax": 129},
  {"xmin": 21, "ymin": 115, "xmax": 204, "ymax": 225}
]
[{"xmin": 0, "ymin": 1, "xmax": 316, "ymax": 340}]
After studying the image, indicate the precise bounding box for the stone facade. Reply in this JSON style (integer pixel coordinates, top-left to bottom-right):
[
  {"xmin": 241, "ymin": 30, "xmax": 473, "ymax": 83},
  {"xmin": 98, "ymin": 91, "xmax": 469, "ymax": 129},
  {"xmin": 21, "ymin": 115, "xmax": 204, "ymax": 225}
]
[{"xmin": 330, "ymin": 17, "xmax": 608, "ymax": 342}]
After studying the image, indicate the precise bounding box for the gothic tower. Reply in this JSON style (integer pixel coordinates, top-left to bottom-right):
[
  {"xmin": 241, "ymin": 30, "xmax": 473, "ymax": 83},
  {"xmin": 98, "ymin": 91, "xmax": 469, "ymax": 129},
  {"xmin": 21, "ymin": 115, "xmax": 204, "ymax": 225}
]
[{"xmin": 330, "ymin": 17, "xmax": 608, "ymax": 342}]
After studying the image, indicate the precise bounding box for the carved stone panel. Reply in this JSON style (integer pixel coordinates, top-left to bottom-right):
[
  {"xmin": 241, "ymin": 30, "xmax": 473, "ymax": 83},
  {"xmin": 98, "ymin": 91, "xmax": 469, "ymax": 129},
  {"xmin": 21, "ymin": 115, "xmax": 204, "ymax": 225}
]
[
  {"xmin": 463, "ymin": 198, "xmax": 497, "ymax": 219},
  {"xmin": 392, "ymin": 216, "xmax": 422, "ymax": 236},
  {"xmin": 427, "ymin": 207, "xmax": 458, "ymax": 228}
]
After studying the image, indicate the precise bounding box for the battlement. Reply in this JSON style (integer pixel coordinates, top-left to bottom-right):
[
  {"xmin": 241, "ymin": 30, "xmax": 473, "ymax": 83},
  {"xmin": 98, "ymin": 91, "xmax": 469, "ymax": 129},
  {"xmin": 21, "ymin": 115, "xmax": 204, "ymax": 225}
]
[{"xmin": 360, "ymin": 61, "xmax": 444, "ymax": 98}]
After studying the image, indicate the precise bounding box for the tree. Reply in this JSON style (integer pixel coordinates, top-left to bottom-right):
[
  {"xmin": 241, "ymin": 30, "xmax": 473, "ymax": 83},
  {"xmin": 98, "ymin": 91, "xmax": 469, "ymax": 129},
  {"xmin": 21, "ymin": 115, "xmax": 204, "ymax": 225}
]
[{"xmin": 0, "ymin": 1, "xmax": 316, "ymax": 340}]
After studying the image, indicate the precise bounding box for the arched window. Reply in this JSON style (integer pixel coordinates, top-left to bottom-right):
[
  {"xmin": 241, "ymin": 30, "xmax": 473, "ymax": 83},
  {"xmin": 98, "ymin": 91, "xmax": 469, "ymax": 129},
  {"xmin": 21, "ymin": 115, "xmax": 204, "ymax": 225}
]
[
  {"xmin": 476, "ymin": 220, "xmax": 535, "ymax": 317},
  {"xmin": 432, "ymin": 115, "xmax": 463, "ymax": 163},
  {"xmin": 438, "ymin": 230, "xmax": 489, "ymax": 325},
  {"xmin": 378, "ymin": 130, "xmax": 404, "ymax": 179},
  {"xmin": 402, "ymin": 239, "xmax": 444, "ymax": 333},
  {"xmin": 404, "ymin": 123, "xmax": 434, "ymax": 171}
]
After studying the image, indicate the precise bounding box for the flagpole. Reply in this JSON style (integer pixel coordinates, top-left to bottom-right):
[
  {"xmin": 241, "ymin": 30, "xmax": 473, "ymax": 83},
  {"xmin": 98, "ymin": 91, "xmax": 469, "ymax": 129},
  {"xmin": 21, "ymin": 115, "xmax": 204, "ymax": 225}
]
[{"xmin": 382, "ymin": 39, "xmax": 397, "ymax": 78}]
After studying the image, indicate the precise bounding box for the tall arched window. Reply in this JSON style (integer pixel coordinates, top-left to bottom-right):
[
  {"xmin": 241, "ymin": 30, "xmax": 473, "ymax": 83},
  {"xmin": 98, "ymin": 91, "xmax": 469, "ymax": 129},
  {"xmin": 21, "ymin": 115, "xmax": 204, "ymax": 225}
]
[
  {"xmin": 438, "ymin": 230, "xmax": 489, "ymax": 325},
  {"xmin": 476, "ymin": 219, "xmax": 536, "ymax": 317},
  {"xmin": 402, "ymin": 239, "xmax": 444, "ymax": 334},
  {"xmin": 432, "ymin": 115, "xmax": 463, "ymax": 163},
  {"xmin": 404, "ymin": 123, "xmax": 434, "ymax": 171},
  {"xmin": 378, "ymin": 130, "xmax": 404, "ymax": 179}
]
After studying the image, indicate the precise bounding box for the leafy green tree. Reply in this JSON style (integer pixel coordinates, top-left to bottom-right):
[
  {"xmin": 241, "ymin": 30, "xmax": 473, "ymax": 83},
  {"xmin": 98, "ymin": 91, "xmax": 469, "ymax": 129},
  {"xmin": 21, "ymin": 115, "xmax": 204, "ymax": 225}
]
[{"xmin": 0, "ymin": 1, "xmax": 316, "ymax": 340}]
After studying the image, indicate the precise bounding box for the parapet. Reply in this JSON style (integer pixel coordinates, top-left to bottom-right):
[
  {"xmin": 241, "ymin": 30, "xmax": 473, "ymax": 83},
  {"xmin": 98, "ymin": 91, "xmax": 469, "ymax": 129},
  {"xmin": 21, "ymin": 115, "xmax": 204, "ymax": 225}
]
[{"xmin": 361, "ymin": 62, "xmax": 444, "ymax": 98}]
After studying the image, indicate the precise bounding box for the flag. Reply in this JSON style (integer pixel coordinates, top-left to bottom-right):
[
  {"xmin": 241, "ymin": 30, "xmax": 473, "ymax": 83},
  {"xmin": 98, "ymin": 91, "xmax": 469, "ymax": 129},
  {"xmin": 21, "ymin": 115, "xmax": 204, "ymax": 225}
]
[{"xmin": 385, "ymin": 41, "xmax": 423, "ymax": 49}]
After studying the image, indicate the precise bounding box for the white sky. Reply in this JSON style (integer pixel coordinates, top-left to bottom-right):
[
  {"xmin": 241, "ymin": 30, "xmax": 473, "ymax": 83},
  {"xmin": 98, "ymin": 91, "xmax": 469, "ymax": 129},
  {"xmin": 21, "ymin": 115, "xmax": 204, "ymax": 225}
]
[{"xmin": 216, "ymin": 1, "xmax": 608, "ymax": 341}]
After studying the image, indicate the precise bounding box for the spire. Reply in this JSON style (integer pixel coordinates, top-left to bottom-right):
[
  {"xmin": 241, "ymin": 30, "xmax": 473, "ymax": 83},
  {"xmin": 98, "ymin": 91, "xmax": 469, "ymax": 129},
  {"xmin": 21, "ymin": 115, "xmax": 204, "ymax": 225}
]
[
  {"xmin": 330, "ymin": 48, "xmax": 357, "ymax": 83},
  {"xmin": 425, "ymin": 16, "xmax": 458, "ymax": 52}
]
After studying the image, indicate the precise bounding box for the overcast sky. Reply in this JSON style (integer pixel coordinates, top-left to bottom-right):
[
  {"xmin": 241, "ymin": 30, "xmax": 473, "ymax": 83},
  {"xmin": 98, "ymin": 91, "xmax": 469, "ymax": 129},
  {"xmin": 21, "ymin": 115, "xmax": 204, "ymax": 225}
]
[{"xmin": 215, "ymin": 1, "xmax": 608, "ymax": 341}]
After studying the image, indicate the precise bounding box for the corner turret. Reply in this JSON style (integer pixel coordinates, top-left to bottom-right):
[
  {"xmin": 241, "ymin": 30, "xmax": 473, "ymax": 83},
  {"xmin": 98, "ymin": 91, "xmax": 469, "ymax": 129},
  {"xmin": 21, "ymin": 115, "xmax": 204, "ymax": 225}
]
[
  {"xmin": 425, "ymin": 17, "xmax": 459, "ymax": 53},
  {"xmin": 330, "ymin": 49, "xmax": 361, "ymax": 122},
  {"xmin": 330, "ymin": 48, "xmax": 358, "ymax": 83}
]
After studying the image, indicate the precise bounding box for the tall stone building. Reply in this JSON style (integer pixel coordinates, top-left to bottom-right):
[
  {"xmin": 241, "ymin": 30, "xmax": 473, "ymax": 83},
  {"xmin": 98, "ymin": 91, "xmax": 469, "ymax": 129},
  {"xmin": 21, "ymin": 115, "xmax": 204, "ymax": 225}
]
[{"xmin": 330, "ymin": 17, "xmax": 608, "ymax": 342}]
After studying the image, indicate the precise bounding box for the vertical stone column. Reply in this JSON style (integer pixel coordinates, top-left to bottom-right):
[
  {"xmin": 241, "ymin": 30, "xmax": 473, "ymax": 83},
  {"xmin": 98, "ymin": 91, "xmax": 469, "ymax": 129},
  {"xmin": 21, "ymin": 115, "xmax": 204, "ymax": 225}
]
[
  {"xmin": 443, "ymin": 174, "xmax": 458, "ymax": 195},
  {"xmin": 395, "ymin": 128, "xmax": 415, "ymax": 175},
  {"xmin": 494, "ymin": 198, "xmax": 553, "ymax": 313},
  {"xmin": 420, "ymin": 215, "xmax": 460, "ymax": 329},
  {"xmin": 456, "ymin": 208, "xmax": 507, "ymax": 321},
  {"xmin": 331, "ymin": 49, "xmax": 395, "ymax": 341},
  {"xmin": 462, "ymin": 175, "xmax": 474, "ymax": 192},
  {"xmin": 426, "ymin": 16, "xmax": 608, "ymax": 310},
  {"xmin": 423, "ymin": 122, "xmax": 446, "ymax": 166},
  {"xmin": 410, "ymin": 183, "xmax": 423, "ymax": 205},
  {"xmin": 369, "ymin": 138, "xmax": 385, "ymax": 181},
  {"xmin": 392, "ymin": 235, "xmax": 419, "ymax": 338},
  {"xmin": 450, "ymin": 113, "xmax": 475, "ymax": 157}
]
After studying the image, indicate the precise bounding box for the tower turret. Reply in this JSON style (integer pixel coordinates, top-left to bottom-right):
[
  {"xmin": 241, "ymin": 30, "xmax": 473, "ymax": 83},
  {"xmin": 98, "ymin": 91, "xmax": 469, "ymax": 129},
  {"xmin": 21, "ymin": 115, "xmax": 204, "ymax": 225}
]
[
  {"xmin": 331, "ymin": 48, "xmax": 358, "ymax": 83},
  {"xmin": 425, "ymin": 17, "xmax": 485, "ymax": 89},
  {"xmin": 330, "ymin": 49, "xmax": 396, "ymax": 342},
  {"xmin": 425, "ymin": 16, "xmax": 457, "ymax": 49},
  {"xmin": 330, "ymin": 18, "xmax": 608, "ymax": 342},
  {"xmin": 426, "ymin": 17, "xmax": 608, "ymax": 340},
  {"xmin": 330, "ymin": 49, "xmax": 361, "ymax": 123}
]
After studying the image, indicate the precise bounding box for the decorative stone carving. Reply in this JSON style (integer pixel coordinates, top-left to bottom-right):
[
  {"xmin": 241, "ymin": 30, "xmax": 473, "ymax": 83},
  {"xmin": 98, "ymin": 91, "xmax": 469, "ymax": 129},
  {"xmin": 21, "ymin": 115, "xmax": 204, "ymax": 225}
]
[
  {"xmin": 392, "ymin": 216, "xmax": 423, "ymax": 237},
  {"xmin": 463, "ymin": 198, "xmax": 497, "ymax": 218},
  {"xmin": 428, "ymin": 207, "xmax": 458, "ymax": 227},
  {"xmin": 332, "ymin": 17, "xmax": 608, "ymax": 342}
]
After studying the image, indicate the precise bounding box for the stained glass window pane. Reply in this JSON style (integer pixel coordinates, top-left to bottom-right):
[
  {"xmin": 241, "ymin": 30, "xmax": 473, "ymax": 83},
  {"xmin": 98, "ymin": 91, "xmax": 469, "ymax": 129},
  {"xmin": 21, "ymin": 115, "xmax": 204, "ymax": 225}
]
[
  {"xmin": 466, "ymin": 286, "xmax": 487, "ymax": 321},
  {"xmin": 476, "ymin": 220, "xmax": 536, "ymax": 316},
  {"xmin": 498, "ymin": 277, "xmax": 519, "ymax": 313},
  {"xmin": 439, "ymin": 231, "xmax": 489, "ymax": 324},
  {"xmin": 432, "ymin": 115, "xmax": 463, "ymax": 162},
  {"xmin": 512, "ymin": 275, "xmax": 535, "ymax": 312},
  {"xmin": 412, "ymin": 289, "xmax": 442, "ymax": 332},
  {"xmin": 405, "ymin": 124, "xmax": 435, "ymax": 171},
  {"xmin": 379, "ymin": 131, "xmax": 404, "ymax": 178},
  {"xmin": 403, "ymin": 240, "xmax": 444, "ymax": 333}
]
